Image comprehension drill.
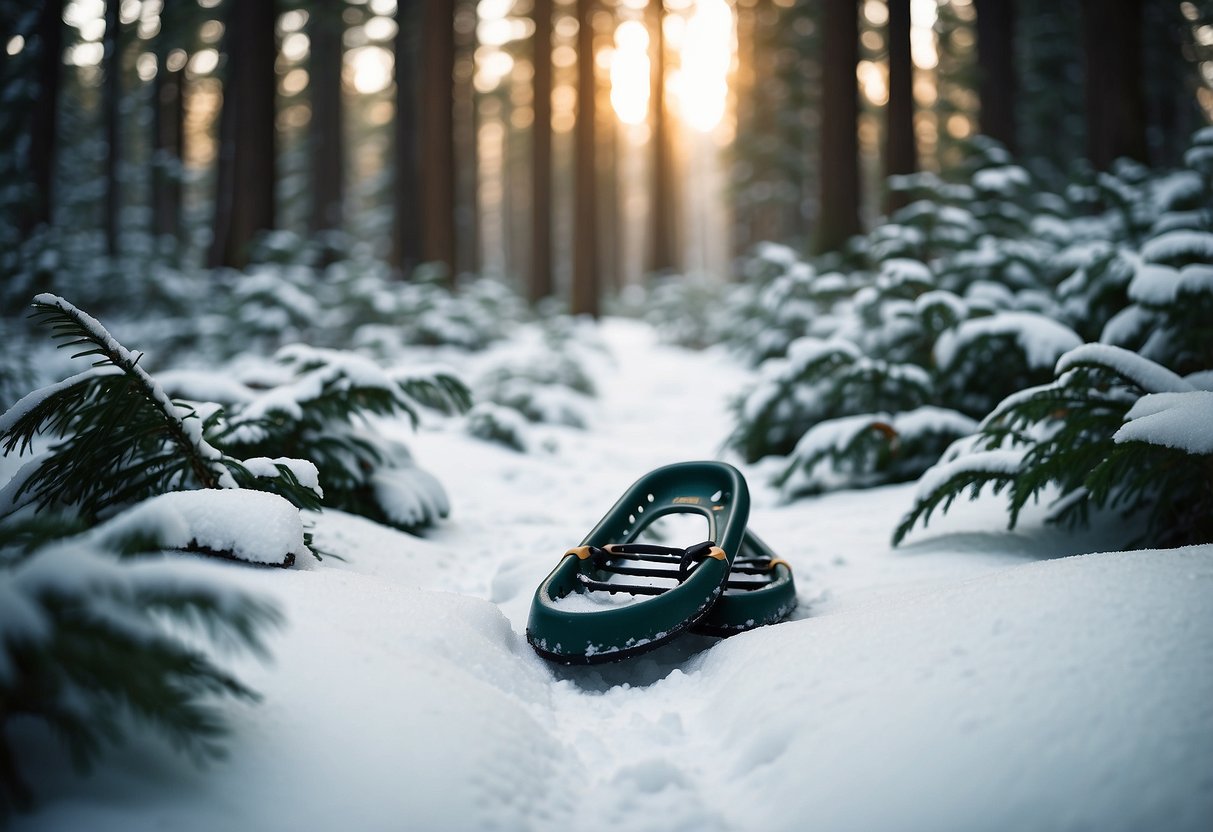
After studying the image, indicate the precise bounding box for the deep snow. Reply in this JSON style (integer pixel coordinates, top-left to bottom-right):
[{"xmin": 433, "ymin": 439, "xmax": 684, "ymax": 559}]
[{"xmin": 9, "ymin": 319, "xmax": 1213, "ymax": 832}]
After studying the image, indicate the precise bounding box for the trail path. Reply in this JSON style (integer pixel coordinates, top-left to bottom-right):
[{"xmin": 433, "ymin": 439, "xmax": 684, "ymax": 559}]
[{"xmin": 14, "ymin": 319, "xmax": 1213, "ymax": 832}]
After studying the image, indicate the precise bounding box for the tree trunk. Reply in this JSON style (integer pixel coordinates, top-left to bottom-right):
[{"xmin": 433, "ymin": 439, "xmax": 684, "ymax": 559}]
[
  {"xmin": 208, "ymin": 0, "xmax": 277, "ymax": 270},
  {"xmin": 151, "ymin": 61, "xmax": 185, "ymax": 247},
  {"xmin": 23, "ymin": 0, "xmax": 64, "ymax": 235},
  {"xmin": 308, "ymin": 0, "xmax": 344, "ymax": 237},
  {"xmin": 571, "ymin": 0, "xmax": 599, "ymax": 316},
  {"xmin": 103, "ymin": 0, "xmax": 121, "ymax": 257},
  {"xmin": 391, "ymin": 0, "xmax": 422, "ymax": 276},
  {"xmin": 974, "ymin": 0, "xmax": 1017, "ymax": 153},
  {"xmin": 530, "ymin": 0, "xmax": 553, "ymax": 302},
  {"xmin": 1080, "ymin": 0, "xmax": 1146, "ymax": 170},
  {"xmin": 814, "ymin": 0, "xmax": 860, "ymax": 255},
  {"xmin": 419, "ymin": 0, "xmax": 457, "ymax": 279},
  {"xmin": 647, "ymin": 0, "xmax": 676, "ymax": 274},
  {"xmin": 884, "ymin": 0, "xmax": 915, "ymax": 214}
]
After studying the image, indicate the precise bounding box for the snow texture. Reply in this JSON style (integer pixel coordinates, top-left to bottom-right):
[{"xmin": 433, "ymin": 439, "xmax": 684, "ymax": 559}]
[
  {"xmin": 1128, "ymin": 262, "xmax": 1213, "ymax": 306},
  {"xmin": 1056, "ymin": 344, "xmax": 1193, "ymax": 394},
  {"xmin": 92, "ymin": 489, "xmax": 310, "ymax": 565},
  {"xmin": 241, "ymin": 456, "xmax": 324, "ymax": 497},
  {"xmin": 914, "ymin": 448, "xmax": 1025, "ymax": 499},
  {"xmin": 934, "ymin": 312, "xmax": 1082, "ymax": 370},
  {"xmin": 1114, "ymin": 391, "xmax": 1213, "ymax": 455},
  {"xmin": 1139, "ymin": 230, "xmax": 1213, "ymax": 265}
]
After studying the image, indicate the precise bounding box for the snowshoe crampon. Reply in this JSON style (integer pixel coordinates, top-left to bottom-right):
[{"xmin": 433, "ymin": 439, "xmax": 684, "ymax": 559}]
[{"xmin": 526, "ymin": 461, "xmax": 797, "ymax": 664}]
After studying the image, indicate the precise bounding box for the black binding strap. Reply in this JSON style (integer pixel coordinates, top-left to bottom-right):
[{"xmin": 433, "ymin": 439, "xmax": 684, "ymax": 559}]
[{"xmin": 574, "ymin": 540, "xmax": 748, "ymax": 597}]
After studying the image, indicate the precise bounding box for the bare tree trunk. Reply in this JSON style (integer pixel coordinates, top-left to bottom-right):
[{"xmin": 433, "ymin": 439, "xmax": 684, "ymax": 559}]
[
  {"xmin": 103, "ymin": 0, "xmax": 121, "ymax": 256},
  {"xmin": 1080, "ymin": 0, "xmax": 1147, "ymax": 169},
  {"xmin": 309, "ymin": 0, "xmax": 344, "ymax": 237},
  {"xmin": 884, "ymin": 0, "xmax": 915, "ymax": 214},
  {"xmin": 208, "ymin": 0, "xmax": 277, "ymax": 270},
  {"xmin": 571, "ymin": 0, "xmax": 599, "ymax": 316},
  {"xmin": 420, "ymin": 0, "xmax": 457, "ymax": 279},
  {"xmin": 151, "ymin": 60, "xmax": 185, "ymax": 247},
  {"xmin": 814, "ymin": 0, "xmax": 860, "ymax": 255},
  {"xmin": 974, "ymin": 0, "xmax": 1017, "ymax": 153},
  {"xmin": 530, "ymin": 0, "xmax": 554, "ymax": 302},
  {"xmin": 647, "ymin": 0, "xmax": 676, "ymax": 274},
  {"xmin": 24, "ymin": 0, "xmax": 64, "ymax": 235},
  {"xmin": 391, "ymin": 0, "xmax": 422, "ymax": 276},
  {"xmin": 453, "ymin": 0, "xmax": 478, "ymax": 278}
]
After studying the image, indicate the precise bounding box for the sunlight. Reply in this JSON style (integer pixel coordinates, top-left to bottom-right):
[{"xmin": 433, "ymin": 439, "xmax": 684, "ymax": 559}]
[
  {"xmin": 671, "ymin": 0, "xmax": 733, "ymax": 133},
  {"xmin": 348, "ymin": 46, "xmax": 393, "ymax": 95},
  {"xmin": 610, "ymin": 20, "xmax": 650, "ymax": 126}
]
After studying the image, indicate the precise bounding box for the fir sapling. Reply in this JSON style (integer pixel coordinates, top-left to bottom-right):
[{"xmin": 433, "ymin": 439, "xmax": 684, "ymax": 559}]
[
  {"xmin": 211, "ymin": 344, "xmax": 469, "ymax": 532},
  {"xmin": 895, "ymin": 344, "xmax": 1213, "ymax": 548}
]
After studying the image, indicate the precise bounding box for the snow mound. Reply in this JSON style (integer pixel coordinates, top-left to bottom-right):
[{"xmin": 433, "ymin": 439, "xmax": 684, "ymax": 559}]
[
  {"xmin": 695, "ymin": 545, "xmax": 1213, "ymax": 831},
  {"xmin": 93, "ymin": 489, "xmax": 310, "ymax": 566}
]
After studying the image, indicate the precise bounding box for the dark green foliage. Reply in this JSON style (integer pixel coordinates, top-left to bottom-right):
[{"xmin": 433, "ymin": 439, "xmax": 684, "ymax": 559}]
[
  {"xmin": 466, "ymin": 402, "xmax": 529, "ymax": 453},
  {"xmin": 894, "ymin": 345, "xmax": 1212, "ymax": 548},
  {"xmin": 1, "ymin": 296, "xmax": 320, "ymax": 523},
  {"xmin": 211, "ymin": 344, "xmax": 469, "ymax": 532},
  {"xmin": 0, "ymin": 522, "xmax": 280, "ymax": 817}
]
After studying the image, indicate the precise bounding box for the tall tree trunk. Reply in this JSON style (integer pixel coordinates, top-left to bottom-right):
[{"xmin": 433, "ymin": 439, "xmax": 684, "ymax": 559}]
[
  {"xmin": 391, "ymin": 0, "xmax": 422, "ymax": 276},
  {"xmin": 208, "ymin": 0, "xmax": 277, "ymax": 270},
  {"xmin": 530, "ymin": 0, "xmax": 553, "ymax": 302},
  {"xmin": 23, "ymin": 0, "xmax": 64, "ymax": 235},
  {"xmin": 974, "ymin": 0, "xmax": 1017, "ymax": 153},
  {"xmin": 884, "ymin": 0, "xmax": 915, "ymax": 214},
  {"xmin": 1080, "ymin": 0, "xmax": 1146, "ymax": 169},
  {"xmin": 571, "ymin": 0, "xmax": 599, "ymax": 316},
  {"xmin": 647, "ymin": 0, "xmax": 676, "ymax": 273},
  {"xmin": 419, "ymin": 0, "xmax": 457, "ymax": 279},
  {"xmin": 151, "ymin": 60, "xmax": 185, "ymax": 247},
  {"xmin": 453, "ymin": 0, "xmax": 478, "ymax": 278},
  {"xmin": 308, "ymin": 0, "xmax": 344, "ymax": 237},
  {"xmin": 814, "ymin": 0, "xmax": 860, "ymax": 255},
  {"xmin": 103, "ymin": 0, "xmax": 121, "ymax": 257}
]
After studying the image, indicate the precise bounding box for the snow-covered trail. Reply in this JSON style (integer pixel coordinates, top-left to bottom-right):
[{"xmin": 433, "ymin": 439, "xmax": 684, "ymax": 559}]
[{"xmin": 12, "ymin": 319, "xmax": 1213, "ymax": 832}]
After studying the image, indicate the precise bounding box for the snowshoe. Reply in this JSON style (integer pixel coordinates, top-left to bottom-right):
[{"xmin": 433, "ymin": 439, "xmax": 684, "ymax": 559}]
[
  {"xmin": 527, "ymin": 461, "xmax": 750, "ymax": 663},
  {"xmin": 693, "ymin": 530, "xmax": 797, "ymax": 637}
]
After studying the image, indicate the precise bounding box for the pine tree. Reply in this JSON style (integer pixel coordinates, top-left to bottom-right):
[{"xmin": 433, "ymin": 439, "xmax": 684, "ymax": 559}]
[
  {"xmin": 0, "ymin": 518, "xmax": 280, "ymax": 816},
  {"xmin": 0, "ymin": 296, "xmax": 321, "ymax": 529}
]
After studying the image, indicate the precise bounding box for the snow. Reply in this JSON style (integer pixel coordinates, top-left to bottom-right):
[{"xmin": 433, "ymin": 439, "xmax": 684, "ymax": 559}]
[
  {"xmin": 1128, "ymin": 262, "xmax": 1213, "ymax": 306},
  {"xmin": 1139, "ymin": 230, "xmax": 1213, "ymax": 265},
  {"xmin": 91, "ymin": 489, "xmax": 311, "ymax": 566},
  {"xmin": 913, "ymin": 448, "xmax": 1025, "ymax": 500},
  {"xmin": 7, "ymin": 319, "xmax": 1213, "ymax": 831},
  {"xmin": 1056, "ymin": 343, "xmax": 1193, "ymax": 394},
  {"xmin": 934, "ymin": 312, "xmax": 1082, "ymax": 370},
  {"xmin": 240, "ymin": 456, "xmax": 323, "ymax": 496},
  {"xmin": 1114, "ymin": 391, "xmax": 1213, "ymax": 455}
]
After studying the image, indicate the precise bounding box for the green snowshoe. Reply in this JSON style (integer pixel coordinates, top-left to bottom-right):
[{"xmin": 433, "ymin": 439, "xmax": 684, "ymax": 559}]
[{"xmin": 526, "ymin": 461, "xmax": 797, "ymax": 664}]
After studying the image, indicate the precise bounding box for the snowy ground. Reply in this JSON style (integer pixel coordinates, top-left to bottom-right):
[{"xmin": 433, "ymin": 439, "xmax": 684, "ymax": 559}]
[{"xmin": 11, "ymin": 319, "xmax": 1213, "ymax": 831}]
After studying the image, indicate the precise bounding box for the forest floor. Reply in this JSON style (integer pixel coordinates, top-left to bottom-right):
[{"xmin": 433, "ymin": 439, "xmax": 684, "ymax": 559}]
[{"xmin": 11, "ymin": 318, "xmax": 1213, "ymax": 832}]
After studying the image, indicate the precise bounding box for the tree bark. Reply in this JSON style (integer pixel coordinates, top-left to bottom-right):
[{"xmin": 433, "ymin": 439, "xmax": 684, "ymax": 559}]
[
  {"xmin": 151, "ymin": 61, "xmax": 185, "ymax": 246},
  {"xmin": 208, "ymin": 0, "xmax": 277, "ymax": 270},
  {"xmin": 884, "ymin": 0, "xmax": 915, "ymax": 214},
  {"xmin": 530, "ymin": 0, "xmax": 553, "ymax": 302},
  {"xmin": 647, "ymin": 0, "xmax": 676, "ymax": 273},
  {"xmin": 103, "ymin": 0, "xmax": 121, "ymax": 256},
  {"xmin": 814, "ymin": 0, "xmax": 860, "ymax": 255},
  {"xmin": 974, "ymin": 0, "xmax": 1017, "ymax": 153},
  {"xmin": 308, "ymin": 0, "xmax": 344, "ymax": 236},
  {"xmin": 24, "ymin": 0, "xmax": 64, "ymax": 235},
  {"xmin": 571, "ymin": 0, "xmax": 599, "ymax": 316},
  {"xmin": 419, "ymin": 0, "xmax": 457, "ymax": 279},
  {"xmin": 1080, "ymin": 0, "xmax": 1146, "ymax": 170},
  {"xmin": 391, "ymin": 0, "xmax": 422, "ymax": 276}
]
